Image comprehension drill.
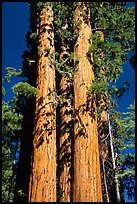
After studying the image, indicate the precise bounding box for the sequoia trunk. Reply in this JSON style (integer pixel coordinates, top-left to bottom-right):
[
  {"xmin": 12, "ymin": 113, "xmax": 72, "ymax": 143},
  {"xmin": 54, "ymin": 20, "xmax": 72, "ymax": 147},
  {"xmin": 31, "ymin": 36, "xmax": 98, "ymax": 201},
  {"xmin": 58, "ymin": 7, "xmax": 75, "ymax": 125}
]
[
  {"xmin": 58, "ymin": 45, "xmax": 72, "ymax": 202},
  {"xmin": 28, "ymin": 5, "xmax": 56, "ymax": 202},
  {"xmin": 59, "ymin": 75, "xmax": 72, "ymax": 202},
  {"xmin": 72, "ymin": 3, "xmax": 102, "ymax": 202}
]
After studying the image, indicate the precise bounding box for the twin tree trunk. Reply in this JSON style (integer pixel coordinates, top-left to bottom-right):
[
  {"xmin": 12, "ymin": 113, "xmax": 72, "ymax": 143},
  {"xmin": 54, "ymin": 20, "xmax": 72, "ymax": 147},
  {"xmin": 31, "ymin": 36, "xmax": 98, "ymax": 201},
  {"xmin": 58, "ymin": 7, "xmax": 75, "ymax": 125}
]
[{"xmin": 58, "ymin": 4, "xmax": 102, "ymax": 202}]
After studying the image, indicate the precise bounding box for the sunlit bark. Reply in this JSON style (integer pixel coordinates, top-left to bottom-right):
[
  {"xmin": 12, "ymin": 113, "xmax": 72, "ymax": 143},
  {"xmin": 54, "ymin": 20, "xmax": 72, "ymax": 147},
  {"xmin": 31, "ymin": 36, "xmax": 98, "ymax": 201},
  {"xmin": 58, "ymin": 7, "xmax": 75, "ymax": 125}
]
[
  {"xmin": 28, "ymin": 4, "xmax": 56, "ymax": 202},
  {"xmin": 58, "ymin": 44, "xmax": 72, "ymax": 202},
  {"xmin": 72, "ymin": 3, "xmax": 103, "ymax": 202}
]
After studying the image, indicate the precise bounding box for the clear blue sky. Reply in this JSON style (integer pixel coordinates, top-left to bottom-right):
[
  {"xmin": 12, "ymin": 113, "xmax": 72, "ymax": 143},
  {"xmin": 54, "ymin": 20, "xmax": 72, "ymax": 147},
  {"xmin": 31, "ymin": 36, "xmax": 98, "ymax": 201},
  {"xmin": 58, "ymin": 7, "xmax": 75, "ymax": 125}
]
[
  {"xmin": 2, "ymin": 2, "xmax": 135, "ymax": 111},
  {"xmin": 2, "ymin": 2, "xmax": 29, "ymax": 102},
  {"xmin": 2, "ymin": 2, "xmax": 135, "ymax": 202}
]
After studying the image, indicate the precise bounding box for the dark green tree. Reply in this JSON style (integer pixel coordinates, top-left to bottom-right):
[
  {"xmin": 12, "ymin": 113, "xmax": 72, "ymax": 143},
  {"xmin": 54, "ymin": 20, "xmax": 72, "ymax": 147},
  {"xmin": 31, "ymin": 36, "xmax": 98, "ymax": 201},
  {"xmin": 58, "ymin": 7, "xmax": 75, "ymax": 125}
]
[
  {"xmin": 110, "ymin": 101, "xmax": 135, "ymax": 200},
  {"xmin": 2, "ymin": 83, "xmax": 23, "ymax": 202}
]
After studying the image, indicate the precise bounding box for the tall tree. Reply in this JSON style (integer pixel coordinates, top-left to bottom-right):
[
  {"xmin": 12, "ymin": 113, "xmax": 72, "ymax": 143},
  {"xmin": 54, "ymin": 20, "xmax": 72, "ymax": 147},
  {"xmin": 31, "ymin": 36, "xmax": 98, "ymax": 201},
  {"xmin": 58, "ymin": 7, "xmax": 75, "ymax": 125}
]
[
  {"xmin": 87, "ymin": 2, "xmax": 135, "ymax": 202},
  {"xmin": 58, "ymin": 45, "xmax": 72, "ymax": 202},
  {"xmin": 58, "ymin": 34, "xmax": 72, "ymax": 202},
  {"xmin": 72, "ymin": 3, "xmax": 102, "ymax": 201},
  {"xmin": 52, "ymin": 3, "xmax": 74, "ymax": 201},
  {"xmin": 28, "ymin": 3, "xmax": 56, "ymax": 202}
]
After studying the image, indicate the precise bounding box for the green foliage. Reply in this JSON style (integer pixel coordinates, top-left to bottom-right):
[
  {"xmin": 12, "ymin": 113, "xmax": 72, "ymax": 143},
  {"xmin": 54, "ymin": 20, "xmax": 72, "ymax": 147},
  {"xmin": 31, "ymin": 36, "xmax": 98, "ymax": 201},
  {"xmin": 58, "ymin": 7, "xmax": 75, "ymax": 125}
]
[
  {"xmin": 87, "ymin": 2, "xmax": 135, "ymax": 102},
  {"xmin": 11, "ymin": 82, "xmax": 36, "ymax": 113},
  {"xmin": 110, "ymin": 101, "xmax": 135, "ymax": 200},
  {"xmin": 29, "ymin": 32, "xmax": 39, "ymax": 41},
  {"xmin": 2, "ymin": 97, "xmax": 23, "ymax": 202},
  {"xmin": 2, "ymin": 86, "xmax": 6, "ymax": 97},
  {"xmin": 4, "ymin": 67, "xmax": 22, "ymax": 83},
  {"xmin": 50, "ymin": 51, "xmax": 75, "ymax": 81},
  {"xmin": 66, "ymin": 127, "xmax": 70, "ymax": 133},
  {"xmin": 2, "ymin": 143, "xmax": 16, "ymax": 202},
  {"xmin": 87, "ymin": 79, "xmax": 108, "ymax": 100},
  {"xmin": 90, "ymin": 33, "xmax": 125, "ymax": 83},
  {"xmin": 17, "ymin": 189, "xmax": 27, "ymax": 196},
  {"xmin": 37, "ymin": 2, "xmax": 44, "ymax": 11},
  {"xmin": 2, "ymin": 102, "xmax": 23, "ymax": 134},
  {"xmin": 2, "ymin": 47, "xmax": 36, "ymax": 202},
  {"xmin": 37, "ymin": 46, "xmax": 41, "ymax": 55},
  {"xmin": 91, "ymin": 2, "xmax": 135, "ymax": 50},
  {"xmin": 111, "ymin": 101, "xmax": 135, "ymax": 151},
  {"xmin": 52, "ymin": 2, "xmax": 74, "ymax": 42},
  {"xmin": 45, "ymin": 47, "xmax": 51, "ymax": 55},
  {"xmin": 108, "ymin": 80, "xmax": 130, "ymax": 99},
  {"xmin": 12, "ymin": 82, "xmax": 36, "ymax": 98}
]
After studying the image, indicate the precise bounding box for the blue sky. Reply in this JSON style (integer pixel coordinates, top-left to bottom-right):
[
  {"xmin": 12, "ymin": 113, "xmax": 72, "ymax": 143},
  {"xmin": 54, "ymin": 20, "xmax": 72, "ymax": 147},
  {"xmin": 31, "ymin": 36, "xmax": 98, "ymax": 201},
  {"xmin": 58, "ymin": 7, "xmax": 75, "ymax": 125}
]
[
  {"xmin": 2, "ymin": 2, "xmax": 29, "ymax": 102},
  {"xmin": 2, "ymin": 2, "xmax": 135, "ymax": 202},
  {"xmin": 2, "ymin": 2, "xmax": 135, "ymax": 111}
]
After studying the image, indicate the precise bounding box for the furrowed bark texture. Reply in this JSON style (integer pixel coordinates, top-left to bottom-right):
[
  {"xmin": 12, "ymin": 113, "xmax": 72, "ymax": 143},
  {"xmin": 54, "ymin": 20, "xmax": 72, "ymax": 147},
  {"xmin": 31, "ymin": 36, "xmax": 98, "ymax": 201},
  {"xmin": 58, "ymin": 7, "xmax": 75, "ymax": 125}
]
[
  {"xmin": 72, "ymin": 4, "xmax": 102, "ymax": 202},
  {"xmin": 28, "ymin": 5, "xmax": 56, "ymax": 202},
  {"xmin": 59, "ymin": 76, "xmax": 72, "ymax": 202},
  {"xmin": 58, "ymin": 46, "xmax": 72, "ymax": 202}
]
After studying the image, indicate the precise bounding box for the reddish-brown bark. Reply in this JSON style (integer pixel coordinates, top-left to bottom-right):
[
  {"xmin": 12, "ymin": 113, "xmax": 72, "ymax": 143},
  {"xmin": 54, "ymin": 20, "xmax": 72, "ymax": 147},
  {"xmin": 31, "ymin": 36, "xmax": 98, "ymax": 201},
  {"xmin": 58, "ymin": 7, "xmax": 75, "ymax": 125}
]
[
  {"xmin": 58, "ymin": 46, "xmax": 72, "ymax": 201},
  {"xmin": 28, "ymin": 5, "xmax": 56, "ymax": 202},
  {"xmin": 72, "ymin": 4, "xmax": 103, "ymax": 202},
  {"xmin": 59, "ymin": 74, "xmax": 72, "ymax": 202}
]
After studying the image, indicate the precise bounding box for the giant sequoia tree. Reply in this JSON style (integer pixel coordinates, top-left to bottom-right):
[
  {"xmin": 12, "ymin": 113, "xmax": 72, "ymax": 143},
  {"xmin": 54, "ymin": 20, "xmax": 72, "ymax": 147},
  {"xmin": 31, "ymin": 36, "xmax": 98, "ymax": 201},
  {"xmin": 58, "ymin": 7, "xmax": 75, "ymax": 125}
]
[
  {"xmin": 52, "ymin": 3, "xmax": 74, "ymax": 201},
  {"xmin": 72, "ymin": 3, "xmax": 102, "ymax": 201},
  {"xmin": 2, "ymin": 2, "xmax": 135, "ymax": 202},
  {"xmin": 28, "ymin": 4, "xmax": 56, "ymax": 202}
]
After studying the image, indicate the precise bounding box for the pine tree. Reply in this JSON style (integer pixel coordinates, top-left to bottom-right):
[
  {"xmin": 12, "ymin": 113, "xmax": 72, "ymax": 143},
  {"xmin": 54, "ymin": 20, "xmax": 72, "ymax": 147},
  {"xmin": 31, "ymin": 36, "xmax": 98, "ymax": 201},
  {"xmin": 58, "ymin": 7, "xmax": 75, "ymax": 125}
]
[
  {"xmin": 2, "ymin": 85, "xmax": 23, "ymax": 202},
  {"xmin": 110, "ymin": 102, "xmax": 135, "ymax": 201}
]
